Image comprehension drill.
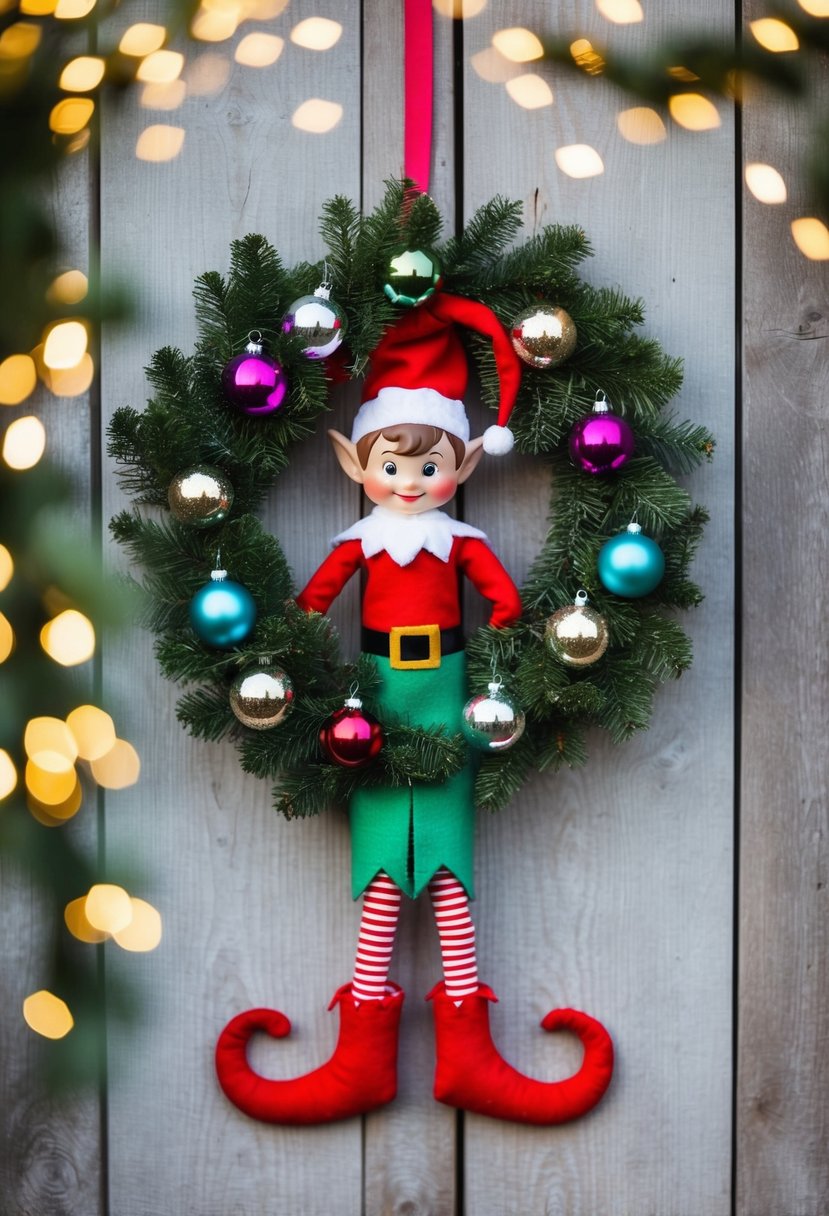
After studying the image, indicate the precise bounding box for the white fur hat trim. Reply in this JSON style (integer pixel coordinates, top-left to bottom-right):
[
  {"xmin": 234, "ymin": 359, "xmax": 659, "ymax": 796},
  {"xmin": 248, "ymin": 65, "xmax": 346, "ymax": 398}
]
[
  {"xmin": 351, "ymin": 386, "xmax": 470, "ymax": 444},
  {"xmin": 482, "ymin": 424, "xmax": 514, "ymax": 455}
]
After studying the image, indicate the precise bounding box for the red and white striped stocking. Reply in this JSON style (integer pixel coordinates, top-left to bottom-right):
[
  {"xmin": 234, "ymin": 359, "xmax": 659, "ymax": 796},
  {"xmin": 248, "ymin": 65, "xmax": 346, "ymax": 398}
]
[
  {"xmin": 428, "ymin": 866, "xmax": 479, "ymax": 1000},
  {"xmin": 351, "ymin": 871, "xmax": 403, "ymax": 1002}
]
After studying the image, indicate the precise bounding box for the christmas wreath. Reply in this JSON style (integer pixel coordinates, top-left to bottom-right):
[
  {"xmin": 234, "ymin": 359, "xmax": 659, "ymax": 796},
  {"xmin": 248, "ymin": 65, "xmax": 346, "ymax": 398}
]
[{"xmin": 109, "ymin": 180, "xmax": 712, "ymax": 819}]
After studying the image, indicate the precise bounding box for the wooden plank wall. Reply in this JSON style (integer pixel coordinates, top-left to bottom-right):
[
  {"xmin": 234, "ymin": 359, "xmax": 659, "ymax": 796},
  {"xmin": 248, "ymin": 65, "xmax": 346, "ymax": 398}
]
[{"xmin": 5, "ymin": 0, "xmax": 827, "ymax": 1213}]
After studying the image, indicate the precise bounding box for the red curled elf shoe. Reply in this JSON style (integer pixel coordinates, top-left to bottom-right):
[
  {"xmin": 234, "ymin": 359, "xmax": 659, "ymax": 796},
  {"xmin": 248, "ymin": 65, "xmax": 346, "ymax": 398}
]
[
  {"xmin": 427, "ymin": 982, "xmax": 614, "ymax": 1125},
  {"xmin": 215, "ymin": 983, "xmax": 404, "ymax": 1125}
]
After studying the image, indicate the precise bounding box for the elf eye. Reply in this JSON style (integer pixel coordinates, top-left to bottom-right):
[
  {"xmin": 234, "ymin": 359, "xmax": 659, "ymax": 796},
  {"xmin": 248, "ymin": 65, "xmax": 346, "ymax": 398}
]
[
  {"xmin": 383, "ymin": 461, "xmax": 397, "ymax": 476},
  {"xmin": 421, "ymin": 462, "xmax": 438, "ymax": 477}
]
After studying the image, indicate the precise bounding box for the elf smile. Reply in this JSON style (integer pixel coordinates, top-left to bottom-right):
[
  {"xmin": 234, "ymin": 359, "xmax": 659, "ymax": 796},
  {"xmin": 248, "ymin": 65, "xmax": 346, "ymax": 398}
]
[{"xmin": 395, "ymin": 492, "xmax": 424, "ymax": 502}]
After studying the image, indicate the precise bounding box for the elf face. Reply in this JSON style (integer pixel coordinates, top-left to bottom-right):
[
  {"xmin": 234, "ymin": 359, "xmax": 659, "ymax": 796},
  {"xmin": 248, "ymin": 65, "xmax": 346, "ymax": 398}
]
[{"xmin": 328, "ymin": 426, "xmax": 484, "ymax": 516}]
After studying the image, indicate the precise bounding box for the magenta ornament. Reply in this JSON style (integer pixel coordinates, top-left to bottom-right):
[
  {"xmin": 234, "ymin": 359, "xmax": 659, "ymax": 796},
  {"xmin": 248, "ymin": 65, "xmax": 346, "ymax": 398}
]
[
  {"xmin": 221, "ymin": 333, "xmax": 288, "ymax": 416},
  {"xmin": 569, "ymin": 392, "xmax": 635, "ymax": 475}
]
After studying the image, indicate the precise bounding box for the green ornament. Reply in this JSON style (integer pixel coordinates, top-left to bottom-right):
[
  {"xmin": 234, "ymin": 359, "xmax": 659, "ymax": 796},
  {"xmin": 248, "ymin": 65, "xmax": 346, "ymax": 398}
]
[{"xmin": 383, "ymin": 246, "xmax": 442, "ymax": 307}]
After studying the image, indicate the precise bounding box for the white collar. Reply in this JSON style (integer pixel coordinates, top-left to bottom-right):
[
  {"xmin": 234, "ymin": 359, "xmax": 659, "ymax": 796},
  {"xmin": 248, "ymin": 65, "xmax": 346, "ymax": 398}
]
[{"xmin": 332, "ymin": 506, "xmax": 488, "ymax": 567}]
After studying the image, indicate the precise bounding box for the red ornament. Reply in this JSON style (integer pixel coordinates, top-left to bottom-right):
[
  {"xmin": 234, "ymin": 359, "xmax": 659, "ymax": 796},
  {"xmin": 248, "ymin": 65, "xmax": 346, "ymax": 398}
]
[{"xmin": 320, "ymin": 696, "xmax": 383, "ymax": 768}]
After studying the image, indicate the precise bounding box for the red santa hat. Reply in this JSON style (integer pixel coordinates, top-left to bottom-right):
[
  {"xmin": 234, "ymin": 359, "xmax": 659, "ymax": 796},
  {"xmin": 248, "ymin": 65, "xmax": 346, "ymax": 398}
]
[{"xmin": 352, "ymin": 292, "xmax": 522, "ymax": 455}]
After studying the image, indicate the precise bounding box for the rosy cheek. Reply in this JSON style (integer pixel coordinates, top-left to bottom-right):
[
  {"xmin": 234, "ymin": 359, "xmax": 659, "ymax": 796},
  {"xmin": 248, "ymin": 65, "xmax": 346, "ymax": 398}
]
[
  {"xmin": 363, "ymin": 474, "xmax": 392, "ymax": 503},
  {"xmin": 428, "ymin": 476, "xmax": 458, "ymax": 503}
]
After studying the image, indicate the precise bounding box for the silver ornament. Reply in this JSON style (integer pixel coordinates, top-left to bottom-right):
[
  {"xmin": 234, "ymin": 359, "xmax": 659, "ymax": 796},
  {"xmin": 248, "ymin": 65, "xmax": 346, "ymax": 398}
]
[
  {"xmin": 510, "ymin": 303, "xmax": 577, "ymax": 369},
  {"xmin": 545, "ymin": 590, "xmax": 609, "ymax": 667},
  {"xmin": 282, "ymin": 284, "xmax": 347, "ymax": 359},
  {"xmin": 229, "ymin": 664, "xmax": 294, "ymax": 730},
  {"xmin": 168, "ymin": 465, "xmax": 233, "ymax": 528},
  {"xmin": 461, "ymin": 681, "xmax": 526, "ymax": 752}
]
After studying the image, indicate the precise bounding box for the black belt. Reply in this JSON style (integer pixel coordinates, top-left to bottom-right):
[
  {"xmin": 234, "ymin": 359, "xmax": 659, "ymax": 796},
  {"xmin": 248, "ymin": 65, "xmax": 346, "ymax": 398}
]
[{"xmin": 361, "ymin": 624, "xmax": 465, "ymax": 670}]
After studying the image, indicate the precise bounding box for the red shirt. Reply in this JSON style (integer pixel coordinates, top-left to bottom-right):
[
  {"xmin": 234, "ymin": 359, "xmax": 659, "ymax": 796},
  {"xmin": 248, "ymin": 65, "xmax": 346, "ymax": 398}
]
[{"xmin": 297, "ymin": 537, "xmax": 522, "ymax": 630}]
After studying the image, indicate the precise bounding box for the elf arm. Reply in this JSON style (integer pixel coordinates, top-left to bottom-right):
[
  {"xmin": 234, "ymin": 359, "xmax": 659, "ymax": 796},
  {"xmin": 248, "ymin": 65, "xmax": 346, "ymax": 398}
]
[
  {"xmin": 457, "ymin": 538, "xmax": 522, "ymax": 628},
  {"xmin": 296, "ymin": 539, "xmax": 363, "ymax": 614}
]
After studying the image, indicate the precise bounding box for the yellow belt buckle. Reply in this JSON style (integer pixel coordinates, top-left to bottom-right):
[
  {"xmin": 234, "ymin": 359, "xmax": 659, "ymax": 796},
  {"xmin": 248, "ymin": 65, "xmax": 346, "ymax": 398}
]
[{"xmin": 389, "ymin": 624, "xmax": 441, "ymax": 670}]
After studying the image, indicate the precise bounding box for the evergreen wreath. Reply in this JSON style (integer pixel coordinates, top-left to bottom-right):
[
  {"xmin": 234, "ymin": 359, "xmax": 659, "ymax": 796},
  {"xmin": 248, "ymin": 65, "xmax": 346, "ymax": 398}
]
[{"xmin": 108, "ymin": 180, "xmax": 712, "ymax": 819}]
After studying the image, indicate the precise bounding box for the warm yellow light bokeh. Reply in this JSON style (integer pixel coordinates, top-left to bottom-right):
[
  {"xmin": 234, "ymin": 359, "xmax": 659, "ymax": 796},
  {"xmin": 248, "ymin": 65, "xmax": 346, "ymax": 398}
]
[
  {"xmin": 791, "ymin": 217, "xmax": 829, "ymax": 260},
  {"xmin": 54, "ymin": 0, "xmax": 95, "ymax": 17},
  {"xmin": 113, "ymin": 898, "xmax": 163, "ymax": 952},
  {"xmin": 23, "ymin": 990, "xmax": 74, "ymax": 1039},
  {"xmin": 745, "ymin": 163, "xmax": 786, "ymax": 204},
  {"xmin": 505, "ymin": 73, "xmax": 553, "ymax": 108},
  {"xmin": 668, "ymin": 93, "xmax": 721, "ymax": 130},
  {"xmin": 0, "ymin": 354, "xmax": 37, "ymax": 405},
  {"xmin": 0, "ymin": 750, "xmax": 18, "ymax": 799},
  {"xmin": 0, "ymin": 22, "xmax": 42, "ymax": 58},
  {"xmin": 67, "ymin": 705, "xmax": 117, "ymax": 761},
  {"xmin": 49, "ymin": 97, "xmax": 95, "ymax": 135},
  {"xmin": 135, "ymin": 125, "xmax": 186, "ymax": 161},
  {"xmin": 596, "ymin": 0, "xmax": 643, "ymax": 22},
  {"xmin": 290, "ymin": 17, "xmax": 342, "ymax": 50},
  {"xmin": 25, "ymin": 760, "xmax": 77, "ymax": 805},
  {"xmin": 85, "ymin": 884, "xmax": 133, "ymax": 933},
  {"xmin": 235, "ymin": 32, "xmax": 284, "ymax": 66},
  {"xmin": 492, "ymin": 27, "xmax": 543, "ymax": 62},
  {"xmin": 43, "ymin": 320, "xmax": 88, "ymax": 369},
  {"xmin": 0, "ymin": 545, "xmax": 13, "ymax": 591},
  {"xmin": 119, "ymin": 23, "xmax": 166, "ymax": 56},
  {"xmin": 24, "ymin": 716, "xmax": 79, "ymax": 768},
  {"xmin": 65, "ymin": 896, "xmax": 108, "ymax": 942},
  {"xmin": 3, "ymin": 416, "xmax": 46, "ymax": 470},
  {"xmin": 0, "ymin": 613, "xmax": 13, "ymax": 662},
  {"xmin": 90, "ymin": 739, "xmax": 141, "ymax": 789},
  {"xmin": 137, "ymin": 49, "xmax": 185, "ymax": 84},
  {"xmin": 185, "ymin": 53, "xmax": 231, "ymax": 95},
  {"xmin": 570, "ymin": 38, "xmax": 605, "ymax": 75},
  {"xmin": 617, "ymin": 106, "xmax": 667, "ymax": 144},
  {"xmin": 45, "ymin": 353, "xmax": 95, "ymax": 398},
  {"xmin": 750, "ymin": 18, "xmax": 799, "ymax": 51},
  {"xmin": 667, "ymin": 65, "xmax": 699, "ymax": 82},
  {"xmin": 433, "ymin": 0, "xmax": 487, "ymax": 16},
  {"xmin": 191, "ymin": 5, "xmax": 240, "ymax": 43},
  {"xmin": 60, "ymin": 56, "xmax": 105, "ymax": 91},
  {"xmin": 555, "ymin": 144, "xmax": 605, "ymax": 178},
  {"xmin": 291, "ymin": 99, "xmax": 343, "ymax": 133},
  {"xmin": 20, "ymin": 0, "xmax": 56, "ymax": 16},
  {"xmin": 40, "ymin": 609, "xmax": 96, "ymax": 666},
  {"xmin": 797, "ymin": 0, "xmax": 829, "ymax": 14},
  {"xmin": 141, "ymin": 80, "xmax": 187, "ymax": 110},
  {"xmin": 470, "ymin": 47, "xmax": 518, "ymax": 83},
  {"xmin": 47, "ymin": 270, "xmax": 89, "ymax": 304},
  {"xmin": 29, "ymin": 779, "xmax": 82, "ymax": 821}
]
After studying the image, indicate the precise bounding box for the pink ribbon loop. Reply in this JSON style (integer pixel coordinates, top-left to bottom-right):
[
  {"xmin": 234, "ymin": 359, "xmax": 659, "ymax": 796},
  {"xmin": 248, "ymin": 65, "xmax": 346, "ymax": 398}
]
[{"xmin": 404, "ymin": 0, "xmax": 434, "ymax": 197}]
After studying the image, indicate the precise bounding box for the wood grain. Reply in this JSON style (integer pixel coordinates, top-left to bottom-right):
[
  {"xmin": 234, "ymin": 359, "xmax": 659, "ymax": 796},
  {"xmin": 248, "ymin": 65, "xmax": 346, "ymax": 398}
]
[
  {"xmin": 0, "ymin": 145, "xmax": 103, "ymax": 1216},
  {"xmin": 736, "ymin": 17, "xmax": 829, "ymax": 1212},
  {"xmin": 100, "ymin": 4, "xmax": 365, "ymax": 1212},
  {"xmin": 461, "ymin": 3, "xmax": 735, "ymax": 1213}
]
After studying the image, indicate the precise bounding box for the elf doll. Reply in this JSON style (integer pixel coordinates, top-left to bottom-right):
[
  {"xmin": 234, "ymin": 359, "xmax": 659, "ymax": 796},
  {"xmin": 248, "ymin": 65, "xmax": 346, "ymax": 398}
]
[{"xmin": 215, "ymin": 294, "xmax": 614, "ymax": 1127}]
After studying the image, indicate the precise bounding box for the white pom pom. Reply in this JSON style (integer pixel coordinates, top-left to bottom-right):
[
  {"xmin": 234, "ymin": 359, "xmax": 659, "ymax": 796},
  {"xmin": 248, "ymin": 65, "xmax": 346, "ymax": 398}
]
[{"xmin": 482, "ymin": 425, "xmax": 514, "ymax": 456}]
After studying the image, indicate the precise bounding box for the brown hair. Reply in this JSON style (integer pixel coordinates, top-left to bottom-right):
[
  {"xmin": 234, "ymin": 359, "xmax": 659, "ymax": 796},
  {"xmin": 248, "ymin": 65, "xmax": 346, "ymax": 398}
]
[{"xmin": 356, "ymin": 424, "xmax": 465, "ymax": 470}]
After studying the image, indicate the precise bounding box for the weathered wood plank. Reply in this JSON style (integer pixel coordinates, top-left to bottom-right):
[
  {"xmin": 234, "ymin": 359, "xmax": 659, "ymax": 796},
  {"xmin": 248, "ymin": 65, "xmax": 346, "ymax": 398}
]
[
  {"xmin": 101, "ymin": 4, "xmax": 365, "ymax": 1212},
  {"xmin": 361, "ymin": 4, "xmax": 460, "ymax": 1212},
  {"xmin": 0, "ymin": 142, "xmax": 103, "ymax": 1216},
  {"xmin": 461, "ymin": 3, "xmax": 735, "ymax": 1213},
  {"xmin": 736, "ymin": 16, "xmax": 829, "ymax": 1212}
]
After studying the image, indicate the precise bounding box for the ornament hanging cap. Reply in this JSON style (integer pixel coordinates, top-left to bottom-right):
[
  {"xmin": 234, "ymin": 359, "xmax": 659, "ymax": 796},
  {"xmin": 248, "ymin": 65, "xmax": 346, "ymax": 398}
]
[{"xmin": 353, "ymin": 292, "xmax": 522, "ymax": 455}]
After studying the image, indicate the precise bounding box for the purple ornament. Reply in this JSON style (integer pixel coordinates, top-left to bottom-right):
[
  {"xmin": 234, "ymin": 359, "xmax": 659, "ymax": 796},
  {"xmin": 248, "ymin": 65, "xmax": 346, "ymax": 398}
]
[
  {"xmin": 221, "ymin": 333, "xmax": 288, "ymax": 416},
  {"xmin": 569, "ymin": 394, "xmax": 635, "ymax": 475}
]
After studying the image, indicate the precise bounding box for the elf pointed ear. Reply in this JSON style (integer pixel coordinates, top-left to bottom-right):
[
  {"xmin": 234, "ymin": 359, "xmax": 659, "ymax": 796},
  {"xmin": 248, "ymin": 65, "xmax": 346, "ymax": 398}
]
[
  {"xmin": 328, "ymin": 430, "xmax": 364, "ymax": 484},
  {"xmin": 456, "ymin": 435, "xmax": 485, "ymax": 485}
]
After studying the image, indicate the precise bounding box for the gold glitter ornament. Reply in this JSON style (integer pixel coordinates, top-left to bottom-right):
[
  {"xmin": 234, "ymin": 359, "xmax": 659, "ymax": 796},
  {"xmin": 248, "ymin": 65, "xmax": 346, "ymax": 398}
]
[
  {"xmin": 168, "ymin": 465, "xmax": 233, "ymax": 528},
  {"xmin": 229, "ymin": 662, "xmax": 294, "ymax": 730},
  {"xmin": 510, "ymin": 303, "xmax": 577, "ymax": 369},
  {"xmin": 545, "ymin": 590, "xmax": 609, "ymax": 667}
]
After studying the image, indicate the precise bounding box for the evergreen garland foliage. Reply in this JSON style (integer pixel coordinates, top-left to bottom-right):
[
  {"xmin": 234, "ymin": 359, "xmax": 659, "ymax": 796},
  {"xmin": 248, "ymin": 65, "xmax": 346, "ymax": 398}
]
[{"xmin": 108, "ymin": 182, "xmax": 712, "ymax": 819}]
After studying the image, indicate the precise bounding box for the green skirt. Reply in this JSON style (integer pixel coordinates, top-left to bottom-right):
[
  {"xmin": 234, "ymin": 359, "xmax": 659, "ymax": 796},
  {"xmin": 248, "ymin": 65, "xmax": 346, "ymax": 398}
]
[{"xmin": 349, "ymin": 650, "xmax": 475, "ymax": 900}]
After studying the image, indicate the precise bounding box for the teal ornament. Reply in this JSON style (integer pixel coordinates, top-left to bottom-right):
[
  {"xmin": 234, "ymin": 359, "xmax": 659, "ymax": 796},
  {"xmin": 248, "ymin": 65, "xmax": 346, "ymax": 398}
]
[
  {"xmin": 383, "ymin": 246, "xmax": 442, "ymax": 307},
  {"xmin": 190, "ymin": 567, "xmax": 256, "ymax": 648},
  {"xmin": 597, "ymin": 523, "xmax": 665, "ymax": 598}
]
